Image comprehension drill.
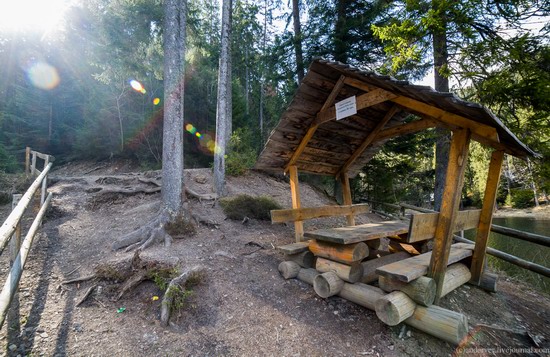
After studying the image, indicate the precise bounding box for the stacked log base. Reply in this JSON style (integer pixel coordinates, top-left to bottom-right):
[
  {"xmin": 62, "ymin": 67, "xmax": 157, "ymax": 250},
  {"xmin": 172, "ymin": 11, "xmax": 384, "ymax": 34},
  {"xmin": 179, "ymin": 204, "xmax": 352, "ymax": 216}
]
[
  {"xmin": 375, "ymin": 291, "xmax": 416, "ymax": 326},
  {"xmin": 309, "ymin": 240, "xmax": 368, "ymax": 264},
  {"xmin": 278, "ymin": 263, "xmax": 468, "ymax": 345},
  {"xmin": 379, "ymin": 275, "xmax": 436, "ymax": 306},
  {"xmin": 316, "ymin": 257, "xmax": 363, "ymax": 283},
  {"xmin": 361, "ymin": 252, "xmax": 411, "ymax": 284},
  {"xmin": 286, "ymin": 251, "xmax": 315, "ymax": 268},
  {"xmin": 314, "ymin": 272, "xmax": 344, "ymax": 298}
]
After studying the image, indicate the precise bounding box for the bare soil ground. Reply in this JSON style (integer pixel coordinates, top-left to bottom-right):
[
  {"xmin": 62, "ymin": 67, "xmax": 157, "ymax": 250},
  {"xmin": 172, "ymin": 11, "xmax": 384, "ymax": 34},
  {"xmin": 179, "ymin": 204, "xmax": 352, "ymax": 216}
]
[{"xmin": 0, "ymin": 161, "xmax": 549, "ymax": 356}]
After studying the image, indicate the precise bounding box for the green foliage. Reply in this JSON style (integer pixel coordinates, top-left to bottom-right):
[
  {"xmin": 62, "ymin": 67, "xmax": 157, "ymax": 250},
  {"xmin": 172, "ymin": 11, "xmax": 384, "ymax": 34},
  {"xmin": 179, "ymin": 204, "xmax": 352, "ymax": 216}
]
[
  {"xmin": 0, "ymin": 145, "xmax": 18, "ymax": 173},
  {"xmin": 226, "ymin": 129, "xmax": 257, "ymax": 176},
  {"xmin": 219, "ymin": 194, "xmax": 281, "ymax": 220},
  {"xmin": 510, "ymin": 189, "xmax": 534, "ymax": 209}
]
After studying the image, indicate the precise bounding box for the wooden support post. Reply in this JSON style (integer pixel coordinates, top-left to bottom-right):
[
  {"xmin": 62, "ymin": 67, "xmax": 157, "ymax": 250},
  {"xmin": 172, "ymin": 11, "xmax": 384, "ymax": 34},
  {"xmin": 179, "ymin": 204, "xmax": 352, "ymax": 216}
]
[
  {"xmin": 25, "ymin": 147, "xmax": 31, "ymax": 179},
  {"xmin": 288, "ymin": 165, "xmax": 304, "ymax": 242},
  {"xmin": 470, "ymin": 150, "xmax": 504, "ymax": 284},
  {"xmin": 428, "ymin": 129, "xmax": 471, "ymax": 304},
  {"xmin": 340, "ymin": 172, "xmax": 355, "ymax": 226}
]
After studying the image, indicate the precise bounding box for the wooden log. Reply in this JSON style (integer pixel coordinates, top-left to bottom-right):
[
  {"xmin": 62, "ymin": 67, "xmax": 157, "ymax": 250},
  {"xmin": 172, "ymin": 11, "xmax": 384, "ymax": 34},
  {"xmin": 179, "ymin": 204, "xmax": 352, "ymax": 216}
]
[
  {"xmin": 375, "ymin": 291, "xmax": 416, "ymax": 326},
  {"xmin": 271, "ymin": 204, "xmax": 370, "ymax": 223},
  {"xmin": 278, "ymin": 261, "xmax": 301, "ymax": 279},
  {"xmin": 0, "ymin": 162, "xmax": 53, "ymax": 255},
  {"xmin": 309, "ymin": 240, "xmax": 369, "ymax": 264},
  {"xmin": 338, "ymin": 283, "xmax": 385, "ymax": 311},
  {"xmin": 366, "ymin": 239, "xmax": 381, "ymax": 250},
  {"xmin": 314, "ymin": 272, "xmax": 344, "ymax": 298},
  {"xmin": 316, "ymin": 257, "xmax": 363, "ymax": 283},
  {"xmin": 340, "ymin": 172, "xmax": 355, "ymax": 226},
  {"xmin": 453, "ymin": 235, "xmax": 550, "ymax": 278},
  {"xmin": 405, "ymin": 305, "xmax": 468, "ymax": 345},
  {"xmin": 293, "ymin": 267, "xmax": 467, "ymax": 345},
  {"xmin": 297, "ymin": 268, "xmax": 319, "ymax": 285},
  {"xmin": 378, "ymin": 276, "xmax": 436, "ymax": 307},
  {"xmin": 367, "ymin": 249, "xmax": 391, "ymax": 260},
  {"xmin": 286, "ymin": 251, "xmax": 315, "ymax": 268},
  {"xmin": 440, "ymin": 263, "xmax": 471, "ymax": 298},
  {"xmin": 361, "ymin": 251, "xmax": 410, "ymax": 284},
  {"xmin": 0, "ymin": 193, "xmax": 52, "ymax": 329},
  {"xmin": 474, "ymin": 272, "xmax": 498, "ymax": 293},
  {"xmin": 490, "ymin": 224, "xmax": 550, "ymax": 248},
  {"xmin": 277, "ymin": 241, "xmax": 309, "ymax": 255}
]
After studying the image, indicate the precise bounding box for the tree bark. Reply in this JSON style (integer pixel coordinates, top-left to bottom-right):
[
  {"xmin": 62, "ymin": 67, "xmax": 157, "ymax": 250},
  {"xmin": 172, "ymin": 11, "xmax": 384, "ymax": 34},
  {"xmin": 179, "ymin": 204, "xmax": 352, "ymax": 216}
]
[
  {"xmin": 292, "ymin": 0, "xmax": 304, "ymax": 83},
  {"xmin": 213, "ymin": 0, "xmax": 233, "ymax": 197},
  {"xmin": 162, "ymin": 0, "xmax": 187, "ymax": 212},
  {"xmin": 432, "ymin": 0, "xmax": 450, "ymax": 212}
]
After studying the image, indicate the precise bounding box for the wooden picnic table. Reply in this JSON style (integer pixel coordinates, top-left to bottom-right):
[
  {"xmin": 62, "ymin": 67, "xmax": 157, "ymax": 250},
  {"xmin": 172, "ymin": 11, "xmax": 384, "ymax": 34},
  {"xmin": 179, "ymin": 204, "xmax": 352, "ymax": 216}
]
[{"xmin": 303, "ymin": 220, "xmax": 409, "ymax": 245}]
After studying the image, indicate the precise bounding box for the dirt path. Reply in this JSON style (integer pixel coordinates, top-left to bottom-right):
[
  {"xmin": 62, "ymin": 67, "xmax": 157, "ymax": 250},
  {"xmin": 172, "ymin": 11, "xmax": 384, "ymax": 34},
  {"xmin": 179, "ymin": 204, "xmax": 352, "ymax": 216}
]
[{"xmin": 0, "ymin": 165, "xmax": 549, "ymax": 356}]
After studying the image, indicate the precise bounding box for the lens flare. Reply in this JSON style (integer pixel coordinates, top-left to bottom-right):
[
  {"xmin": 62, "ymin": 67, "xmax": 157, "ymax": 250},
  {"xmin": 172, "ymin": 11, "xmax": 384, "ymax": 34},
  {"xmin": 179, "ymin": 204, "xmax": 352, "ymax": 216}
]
[
  {"xmin": 153, "ymin": 98, "xmax": 160, "ymax": 105},
  {"xmin": 130, "ymin": 80, "xmax": 146, "ymax": 94},
  {"xmin": 26, "ymin": 62, "xmax": 60, "ymax": 90},
  {"xmin": 195, "ymin": 132, "xmax": 201, "ymax": 138}
]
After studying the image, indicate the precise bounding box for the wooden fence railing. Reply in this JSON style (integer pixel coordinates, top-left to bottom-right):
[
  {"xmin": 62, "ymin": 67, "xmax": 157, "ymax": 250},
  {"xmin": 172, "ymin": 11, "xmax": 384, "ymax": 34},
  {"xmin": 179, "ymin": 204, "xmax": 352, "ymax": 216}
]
[
  {"xmin": 366, "ymin": 200, "xmax": 550, "ymax": 278},
  {"xmin": 0, "ymin": 148, "xmax": 53, "ymax": 329}
]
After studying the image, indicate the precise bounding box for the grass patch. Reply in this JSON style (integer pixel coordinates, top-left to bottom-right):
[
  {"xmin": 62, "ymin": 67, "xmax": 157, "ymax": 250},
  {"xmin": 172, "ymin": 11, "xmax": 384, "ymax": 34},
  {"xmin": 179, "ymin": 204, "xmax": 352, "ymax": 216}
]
[
  {"xmin": 219, "ymin": 194, "xmax": 281, "ymax": 220},
  {"xmin": 165, "ymin": 213, "xmax": 197, "ymax": 237}
]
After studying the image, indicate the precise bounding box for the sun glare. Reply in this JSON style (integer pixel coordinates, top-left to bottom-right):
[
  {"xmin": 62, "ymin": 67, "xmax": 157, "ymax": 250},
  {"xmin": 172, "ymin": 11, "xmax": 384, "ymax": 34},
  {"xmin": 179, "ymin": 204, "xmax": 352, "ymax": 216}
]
[{"xmin": 0, "ymin": 0, "xmax": 68, "ymax": 34}]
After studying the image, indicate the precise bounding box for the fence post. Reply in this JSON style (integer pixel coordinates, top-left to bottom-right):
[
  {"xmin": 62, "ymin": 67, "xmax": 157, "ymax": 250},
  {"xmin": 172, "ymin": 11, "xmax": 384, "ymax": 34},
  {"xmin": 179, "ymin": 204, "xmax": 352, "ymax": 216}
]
[
  {"xmin": 7, "ymin": 194, "xmax": 22, "ymax": 341},
  {"xmin": 25, "ymin": 147, "xmax": 31, "ymax": 179},
  {"xmin": 31, "ymin": 152, "xmax": 36, "ymax": 177},
  {"xmin": 41, "ymin": 156, "xmax": 49, "ymax": 206}
]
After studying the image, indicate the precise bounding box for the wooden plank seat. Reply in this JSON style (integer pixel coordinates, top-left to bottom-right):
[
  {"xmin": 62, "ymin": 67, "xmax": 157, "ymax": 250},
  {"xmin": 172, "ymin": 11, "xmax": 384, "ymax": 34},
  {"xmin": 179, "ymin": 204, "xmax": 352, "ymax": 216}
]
[
  {"xmin": 376, "ymin": 243, "xmax": 474, "ymax": 283},
  {"xmin": 277, "ymin": 241, "xmax": 310, "ymax": 255},
  {"xmin": 304, "ymin": 220, "xmax": 409, "ymax": 245}
]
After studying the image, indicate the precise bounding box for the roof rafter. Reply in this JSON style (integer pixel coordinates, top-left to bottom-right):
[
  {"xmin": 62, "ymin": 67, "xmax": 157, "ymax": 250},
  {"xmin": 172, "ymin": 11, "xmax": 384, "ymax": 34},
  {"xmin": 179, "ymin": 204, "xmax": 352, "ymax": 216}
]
[
  {"xmin": 337, "ymin": 105, "xmax": 400, "ymax": 177},
  {"xmin": 344, "ymin": 77, "xmax": 500, "ymax": 146},
  {"xmin": 284, "ymin": 75, "xmax": 347, "ymax": 172}
]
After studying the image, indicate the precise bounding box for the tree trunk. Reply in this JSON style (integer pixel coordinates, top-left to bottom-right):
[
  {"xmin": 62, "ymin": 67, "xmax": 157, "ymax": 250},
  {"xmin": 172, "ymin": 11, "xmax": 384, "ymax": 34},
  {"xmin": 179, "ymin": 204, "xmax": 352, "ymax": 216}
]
[
  {"xmin": 213, "ymin": 0, "xmax": 233, "ymax": 197},
  {"xmin": 162, "ymin": 0, "xmax": 187, "ymax": 212},
  {"xmin": 432, "ymin": 0, "xmax": 450, "ymax": 212},
  {"xmin": 292, "ymin": 0, "xmax": 304, "ymax": 83},
  {"xmin": 334, "ymin": 0, "xmax": 349, "ymax": 63}
]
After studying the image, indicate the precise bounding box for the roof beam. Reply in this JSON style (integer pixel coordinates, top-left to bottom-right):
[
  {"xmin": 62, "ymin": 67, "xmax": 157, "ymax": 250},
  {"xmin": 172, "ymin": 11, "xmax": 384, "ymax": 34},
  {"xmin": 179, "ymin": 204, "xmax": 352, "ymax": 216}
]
[
  {"xmin": 313, "ymin": 88, "xmax": 398, "ymax": 126},
  {"xmin": 337, "ymin": 105, "xmax": 400, "ymax": 177},
  {"xmin": 344, "ymin": 77, "xmax": 500, "ymax": 145},
  {"xmin": 374, "ymin": 117, "xmax": 439, "ymax": 143},
  {"xmin": 284, "ymin": 75, "xmax": 346, "ymax": 172}
]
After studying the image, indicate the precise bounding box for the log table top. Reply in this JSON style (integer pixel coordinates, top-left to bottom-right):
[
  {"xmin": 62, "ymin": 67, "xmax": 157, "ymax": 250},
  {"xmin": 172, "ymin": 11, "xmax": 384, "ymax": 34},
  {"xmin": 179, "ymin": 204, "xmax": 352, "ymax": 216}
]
[{"xmin": 304, "ymin": 220, "xmax": 409, "ymax": 245}]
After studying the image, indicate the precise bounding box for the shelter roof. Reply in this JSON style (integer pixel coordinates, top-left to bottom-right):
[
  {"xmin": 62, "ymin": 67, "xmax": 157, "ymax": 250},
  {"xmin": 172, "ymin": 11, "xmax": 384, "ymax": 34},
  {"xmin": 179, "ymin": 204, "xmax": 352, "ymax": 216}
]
[{"xmin": 255, "ymin": 59, "xmax": 536, "ymax": 177}]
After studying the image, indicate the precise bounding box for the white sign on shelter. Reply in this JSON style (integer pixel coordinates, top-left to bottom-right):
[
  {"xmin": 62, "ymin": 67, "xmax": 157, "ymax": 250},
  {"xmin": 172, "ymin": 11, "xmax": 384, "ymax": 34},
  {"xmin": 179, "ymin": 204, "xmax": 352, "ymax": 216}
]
[{"xmin": 335, "ymin": 96, "xmax": 357, "ymax": 120}]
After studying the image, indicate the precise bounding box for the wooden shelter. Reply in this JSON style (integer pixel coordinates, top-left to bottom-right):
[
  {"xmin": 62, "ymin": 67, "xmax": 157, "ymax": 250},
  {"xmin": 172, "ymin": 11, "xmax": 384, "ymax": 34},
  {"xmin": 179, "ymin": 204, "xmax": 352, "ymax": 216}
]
[{"xmin": 256, "ymin": 59, "xmax": 536, "ymax": 303}]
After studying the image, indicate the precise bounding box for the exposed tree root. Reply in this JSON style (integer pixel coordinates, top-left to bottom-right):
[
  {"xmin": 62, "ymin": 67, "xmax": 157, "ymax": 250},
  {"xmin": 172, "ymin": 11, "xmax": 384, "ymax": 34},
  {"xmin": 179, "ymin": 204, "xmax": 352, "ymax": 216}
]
[
  {"xmin": 77, "ymin": 284, "xmax": 97, "ymax": 307},
  {"xmin": 160, "ymin": 266, "xmax": 204, "ymax": 326},
  {"xmin": 112, "ymin": 209, "xmax": 172, "ymax": 251},
  {"xmin": 61, "ymin": 275, "xmax": 96, "ymax": 285}
]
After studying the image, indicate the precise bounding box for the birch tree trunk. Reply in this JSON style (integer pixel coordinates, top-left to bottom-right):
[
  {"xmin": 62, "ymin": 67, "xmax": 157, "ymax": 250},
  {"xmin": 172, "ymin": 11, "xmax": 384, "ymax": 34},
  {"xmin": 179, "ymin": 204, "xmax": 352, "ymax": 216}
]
[
  {"xmin": 213, "ymin": 0, "xmax": 232, "ymax": 196},
  {"xmin": 162, "ymin": 0, "xmax": 187, "ymax": 212}
]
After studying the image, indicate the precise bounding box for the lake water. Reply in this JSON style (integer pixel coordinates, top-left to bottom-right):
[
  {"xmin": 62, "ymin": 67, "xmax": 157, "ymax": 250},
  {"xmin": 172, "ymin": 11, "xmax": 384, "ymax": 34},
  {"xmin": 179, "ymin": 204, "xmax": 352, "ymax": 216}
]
[{"xmin": 465, "ymin": 217, "xmax": 550, "ymax": 294}]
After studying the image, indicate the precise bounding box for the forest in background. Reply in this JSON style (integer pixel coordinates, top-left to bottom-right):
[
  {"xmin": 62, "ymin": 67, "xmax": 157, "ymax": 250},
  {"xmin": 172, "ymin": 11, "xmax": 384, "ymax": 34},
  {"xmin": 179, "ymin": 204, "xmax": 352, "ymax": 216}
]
[{"xmin": 0, "ymin": 0, "xmax": 548, "ymax": 209}]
